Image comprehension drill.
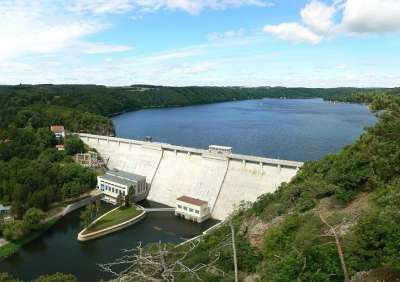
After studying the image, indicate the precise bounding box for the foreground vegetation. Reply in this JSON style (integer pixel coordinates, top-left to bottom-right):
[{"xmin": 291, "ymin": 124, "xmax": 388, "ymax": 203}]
[{"xmin": 0, "ymin": 272, "xmax": 77, "ymax": 282}]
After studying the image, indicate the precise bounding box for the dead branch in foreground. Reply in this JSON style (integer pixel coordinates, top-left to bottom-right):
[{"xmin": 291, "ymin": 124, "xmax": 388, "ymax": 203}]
[
  {"xmin": 318, "ymin": 212, "xmax": 350, "ymax": 282},
  {"xmin": 99, "ymin": 238, "xmax": 231, "ymax": 282}
]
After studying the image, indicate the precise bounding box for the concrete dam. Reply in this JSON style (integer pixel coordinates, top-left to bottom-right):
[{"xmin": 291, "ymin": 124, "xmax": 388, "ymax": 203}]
[{"xmin": 79, "ymin": 133, "xmax": 304, "ymax": 220}]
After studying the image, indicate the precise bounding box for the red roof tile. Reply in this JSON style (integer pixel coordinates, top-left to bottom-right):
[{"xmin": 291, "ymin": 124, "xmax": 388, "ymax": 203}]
[
  {"xmin": 177, "ymin": 196, "xmax": 208, "ymax": 206},
  {"xmin": 50, "ymin": 125, "xmax": 65, "ymax": 133}
]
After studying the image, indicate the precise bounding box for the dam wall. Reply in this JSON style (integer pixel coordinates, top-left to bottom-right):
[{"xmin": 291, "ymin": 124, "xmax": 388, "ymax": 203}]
[{"xmin": 79, "ymin": 133, "xmax": 303, "ymax": 220}]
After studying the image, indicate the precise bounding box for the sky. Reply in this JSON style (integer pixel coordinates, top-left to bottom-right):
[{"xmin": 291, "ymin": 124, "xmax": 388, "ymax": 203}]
[{"xmin": 0, "ymin": 0, "xmax": 399, "ymax": 87}]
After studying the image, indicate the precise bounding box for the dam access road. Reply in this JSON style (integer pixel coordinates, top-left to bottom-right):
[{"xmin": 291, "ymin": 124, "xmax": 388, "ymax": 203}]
[{"xmin": 79, "ymin": 133, "xmax": 303, "ymax": 220}]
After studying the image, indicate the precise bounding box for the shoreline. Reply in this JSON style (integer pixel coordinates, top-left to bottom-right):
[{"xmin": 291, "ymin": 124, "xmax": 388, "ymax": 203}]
[{"xmin": 0, "ymin": 217, "xmax": 60, "ymax": 261}]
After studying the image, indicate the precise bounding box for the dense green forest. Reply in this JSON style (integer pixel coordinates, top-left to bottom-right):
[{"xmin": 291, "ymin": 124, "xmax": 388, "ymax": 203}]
[{"xmin": 0, "ymin": 84, "xmax": 399, "ymax": 281}]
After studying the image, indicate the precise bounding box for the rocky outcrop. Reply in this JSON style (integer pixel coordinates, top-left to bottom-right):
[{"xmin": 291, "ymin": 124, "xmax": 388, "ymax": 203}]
[{"xmin": 239, "ymin": 216, "xmax": 283, "ymax": 248}]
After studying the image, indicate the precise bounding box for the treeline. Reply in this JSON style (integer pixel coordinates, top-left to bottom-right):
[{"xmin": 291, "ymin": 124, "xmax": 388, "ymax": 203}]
[
  {"xmin": 0, "ymin": 84, "xmax": 385, "ymax": 117},
  {"xmin": 156, "ymin": 90, "xmax": 400, "ymax": 281}
]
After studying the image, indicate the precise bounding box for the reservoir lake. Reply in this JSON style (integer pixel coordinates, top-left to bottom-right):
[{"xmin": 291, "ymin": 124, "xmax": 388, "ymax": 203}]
[
  {"xmin": 0, "ymin": 98, "xmax": 376, "ymax": 281},
  {"xmin": 114, "ymin": 98, "xmax": 376, "ymax": 161}
]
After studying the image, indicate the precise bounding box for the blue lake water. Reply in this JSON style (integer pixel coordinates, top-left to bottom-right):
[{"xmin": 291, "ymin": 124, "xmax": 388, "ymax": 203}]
[{"xmin": 113, "ymin": 98, "xmax": 376, "ymax": 161}]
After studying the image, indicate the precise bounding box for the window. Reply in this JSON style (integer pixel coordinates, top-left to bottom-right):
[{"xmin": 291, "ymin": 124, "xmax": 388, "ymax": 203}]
[
  {"xmin": 189, "ymin": 208, "xmax": 193, "ymax": 212},
  {"xmin": 178, "ymin": 205, "xmax": 182, "ymax": 209},
  {"xmin": 183, "ymin": 207, "xmax": 188, "ymax": 211},
  {"xmin": 195, "ymin": 210, "xmax": 199, "ymax": 214}
]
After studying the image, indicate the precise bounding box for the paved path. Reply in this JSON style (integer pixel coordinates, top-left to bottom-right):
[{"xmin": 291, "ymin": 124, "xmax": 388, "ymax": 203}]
[{"xmin": 144, "ymin": 208, "xmax": 175, "ymax": 212}]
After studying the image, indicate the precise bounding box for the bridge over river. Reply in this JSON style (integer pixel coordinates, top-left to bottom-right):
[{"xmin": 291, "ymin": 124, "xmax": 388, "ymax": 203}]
[{"xmin": 78, "ymin": 133, "xmax": 303, "ymax": 220}]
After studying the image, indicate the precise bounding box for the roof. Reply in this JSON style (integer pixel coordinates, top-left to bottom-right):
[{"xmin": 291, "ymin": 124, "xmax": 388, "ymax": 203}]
[
  {"xmin": 50, "ymin": 125, "xmax": 65, "ymax": 133},
  {"xmin": 177, "ymin": 196, "xmax": 208, "ymax": 206},
  {"xmin": 99, "ymin": 170, "xmax": 146, "ymax": 187},
  {"xmin": 0, "ymin": 204, "xmax": 10, "ymax": 211},
  {"xmin": 209, "ymin": 145, "xmax": 232, "ymax": 151}
]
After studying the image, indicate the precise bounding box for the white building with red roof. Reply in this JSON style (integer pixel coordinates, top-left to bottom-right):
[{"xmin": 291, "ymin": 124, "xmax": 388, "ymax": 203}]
[
  {"xmin": 50, "ymin": 125, "xmax": 66, "ymax": 140},
  {"xmin": 175, "ymin": 195, "xmax": 210, "ymax": 223}
]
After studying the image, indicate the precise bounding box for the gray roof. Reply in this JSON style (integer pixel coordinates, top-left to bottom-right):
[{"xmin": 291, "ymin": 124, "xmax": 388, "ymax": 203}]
[{"xmin": 99, "ymin": 170, "xmax": 146, "ymax": 186}]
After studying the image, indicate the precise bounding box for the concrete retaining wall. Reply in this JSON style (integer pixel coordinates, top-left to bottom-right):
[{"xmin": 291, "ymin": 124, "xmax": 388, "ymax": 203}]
[
  {"xmin": 79, "ymin": 134, "xmax": 303, "ymax": 220},
  {"xmin": 62, "ymin": 194, "xmax": 103, "ymax": 216}
]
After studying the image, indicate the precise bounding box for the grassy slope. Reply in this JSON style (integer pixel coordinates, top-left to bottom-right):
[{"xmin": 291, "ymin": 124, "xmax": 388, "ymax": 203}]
[{"xmin": 83, "ymin": 206, "xmax": 142, "ymax": 234}]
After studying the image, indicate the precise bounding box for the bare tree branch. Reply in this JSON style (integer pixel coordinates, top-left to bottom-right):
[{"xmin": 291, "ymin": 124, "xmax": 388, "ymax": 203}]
[{"xmin": 318, "ymin": 212, "xmax": 350, "ymax": 282}]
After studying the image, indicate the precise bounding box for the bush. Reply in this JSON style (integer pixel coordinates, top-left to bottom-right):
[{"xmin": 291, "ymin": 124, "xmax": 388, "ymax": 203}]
[
  {"xmin": 23, "ymin": 208, "xmax": 46, "ymax": 230},
  {"xmin": 3, "ymin": 220, "xmax": 28, "ymax": 241},
  {"xmin": 34, "ymin": 273, "xmax": 77, "ymax": 282},
  {"xmin": 64, "ymin": 135, "xmax": 85, "ymax": 155}
]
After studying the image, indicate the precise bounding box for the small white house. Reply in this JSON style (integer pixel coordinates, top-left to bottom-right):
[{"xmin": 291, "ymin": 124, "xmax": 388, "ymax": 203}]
[
  {"xmin": 0, "ymin": 204, "xmax": 11, "ymax": 221},
  {"xmin": 208, "ymin": 145, "xmax": 232, "ymax": 155},
  {"xmin": 97, "ymin": 170, "xmax": 147, "ymax": 205},
  {"xmin": 50, "ymin": 125, "xmax": 66, "ymax": 140},
  {"xmin": 175, "ymin": 196, "xmax": 210, "ymax": 223}
]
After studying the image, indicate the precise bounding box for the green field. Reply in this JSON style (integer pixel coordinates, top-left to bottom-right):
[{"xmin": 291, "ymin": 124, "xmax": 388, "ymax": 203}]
[{"xmin": 83, "ymin": 206, "xmax": 143, "ymax": 234}]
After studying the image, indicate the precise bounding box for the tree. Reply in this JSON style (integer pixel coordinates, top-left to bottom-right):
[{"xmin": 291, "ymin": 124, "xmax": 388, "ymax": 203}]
[
  {"xmin": 23, "ymin": 208, "xmax": 46, "ymax": 230},
  {"xmin": 80, "ymin": 203, "xmax": 97, "ymax": 228},
  {"xmin": 3, "ymin": 220, "xmax": 28, "ymax": 241},
  {"xmin": 34, "ymin": 273, "xmax": 77, "ymax": 282},
  {"xmin": 125, "ymin": 185, "xmax": 134, "ymax": 207},
  {"xmin": 64, "ymin": 135, "xmax": 85, "ymax": 155},
  {"xmin": 116, "ymin": 193, "xmax": 124, "ymax": 206},
  {"xmin": 0, "ymin": 272, "xmax": 20, "ymax": 282}
]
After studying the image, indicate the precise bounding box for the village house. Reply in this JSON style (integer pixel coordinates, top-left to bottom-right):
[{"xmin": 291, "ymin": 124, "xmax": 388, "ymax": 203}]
[{"xmin": 50, "ymin": 125, "xmax": 66, "ymax": 140}]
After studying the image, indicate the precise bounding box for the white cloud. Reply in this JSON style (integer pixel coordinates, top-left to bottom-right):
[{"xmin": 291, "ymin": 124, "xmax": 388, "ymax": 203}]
[
  {"xmin": 264, "ymin": 23, "xmax": 322, "ymax": 44},
  {"xmin": 264, "ymin": 0, "xmax": 400, "ymax": 44},
  {"xmin": 0, "ymin": 1, "xmax": 132, "ymax": 61},
  {"xmin": 178, "ymin": 62, "xmax": 215, "ymax": 75},
  {"xmin": 208, "ymin": 28, "xmax": 245, "ymax": 41},
  {"xmin": 67, "ymin": 0, "xmax": 134, "ymax": 14},
  {"xmin": 300, "ymin": 0, "xmax": 336, "ymax": 34},
  {"xmin": 80, "ymin": 43, "xmax": 132, "ymax": 54},
  {"xmin": 341, "ymin": 0, "xmax": 400, "ymax": 34},
  {"xmin": 67, "ymin": 0, "xmax": 272, "ymax": 15}
]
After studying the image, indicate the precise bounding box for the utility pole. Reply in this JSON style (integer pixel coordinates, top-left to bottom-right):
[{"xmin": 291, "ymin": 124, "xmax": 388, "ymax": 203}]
[{"xmin": 230, "ymin": 221, "xmax": 239, "ymax": 282}]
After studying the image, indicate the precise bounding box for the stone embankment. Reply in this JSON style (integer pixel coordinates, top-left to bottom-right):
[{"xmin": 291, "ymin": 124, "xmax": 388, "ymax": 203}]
[{"xmin": 77, "ymin": 206, "xmax": 146, "ymax": 241}]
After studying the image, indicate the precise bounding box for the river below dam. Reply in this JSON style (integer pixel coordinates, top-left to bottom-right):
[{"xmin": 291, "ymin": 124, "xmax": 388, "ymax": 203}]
[{"xmin": 0, "ymin": 98, "xmax": 376, "ymax": 281}]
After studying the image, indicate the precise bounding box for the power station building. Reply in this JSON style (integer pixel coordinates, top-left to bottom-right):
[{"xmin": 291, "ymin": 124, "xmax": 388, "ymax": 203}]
[
  {"xmin": 175, "ymin": 196, "xmax": 210, "ymax": 223},
  {"xmin": 97, "ymin": 170, "xmax": 147, "ymax": 204}
]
